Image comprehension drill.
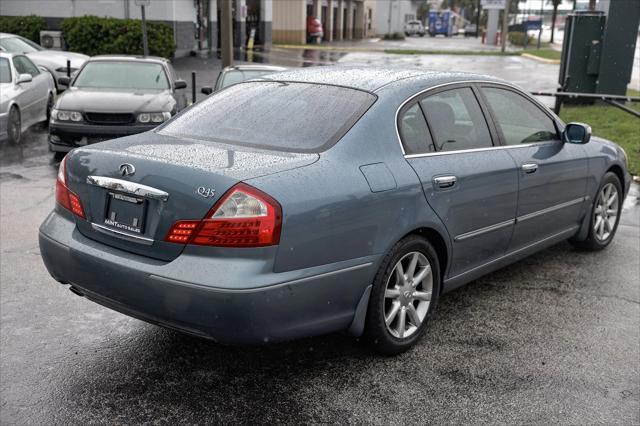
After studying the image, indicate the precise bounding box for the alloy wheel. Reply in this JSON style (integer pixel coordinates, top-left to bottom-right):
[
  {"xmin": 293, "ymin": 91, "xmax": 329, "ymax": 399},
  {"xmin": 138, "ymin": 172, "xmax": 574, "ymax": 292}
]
[
  {"xmin": 593, "ymin": 182, "xmax": 619, "ymax": 241},
  {"xmin": 384, "ymin": 251, "xmax": 433, "ymax": 339}
]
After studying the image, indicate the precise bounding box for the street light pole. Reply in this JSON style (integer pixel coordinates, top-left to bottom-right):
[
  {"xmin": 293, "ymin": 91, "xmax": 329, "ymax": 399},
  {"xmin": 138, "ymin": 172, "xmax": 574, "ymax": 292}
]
[
  {"xmin": 141, "ymin": 4, "xmax": 149, "ymax": 57},
  {"xmin": 501, "ymin": 0, "xmax": 509, "ymax": 52},
  {"xmin": 220, "ymin": 0, "xmax": 233, "ymax": 67}
]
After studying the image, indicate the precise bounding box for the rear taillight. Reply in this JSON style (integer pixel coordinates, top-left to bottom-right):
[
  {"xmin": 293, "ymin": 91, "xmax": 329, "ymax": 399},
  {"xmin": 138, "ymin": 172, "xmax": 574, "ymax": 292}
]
[
  {"xmin": 55, "ymin": 156, "xmax": 86, "ymax": 219},
  {"xmin": 166, "ymin": 183, "xmax": 282, "ymax": 247}
]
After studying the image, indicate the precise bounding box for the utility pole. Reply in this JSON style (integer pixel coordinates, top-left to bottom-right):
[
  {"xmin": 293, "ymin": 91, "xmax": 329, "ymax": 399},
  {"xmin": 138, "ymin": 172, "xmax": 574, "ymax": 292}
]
[
  {"xmin": 476, "ymin": 0, "xmax": 481, "ymax": 38},
  {"xmin": 135, "ymin": 0, "xmax": 150, "ymax": 56},
  {"xmin": 387, "ymin": 0, "xmax": 393, "ymax": 35},
  {"xmin": 501, "ymin": 0, "xmax": 509, "ymax": 52},
  {"xmin": 220, "ymin": 0, "xmax": 233, "ymax": 67}
]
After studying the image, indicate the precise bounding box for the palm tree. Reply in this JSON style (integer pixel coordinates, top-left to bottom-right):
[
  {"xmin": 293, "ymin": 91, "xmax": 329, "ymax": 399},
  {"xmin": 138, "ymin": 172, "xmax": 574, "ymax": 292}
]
[{"xmin": 549, "ymin": 0, "xmax": 562, "ymax": 44}]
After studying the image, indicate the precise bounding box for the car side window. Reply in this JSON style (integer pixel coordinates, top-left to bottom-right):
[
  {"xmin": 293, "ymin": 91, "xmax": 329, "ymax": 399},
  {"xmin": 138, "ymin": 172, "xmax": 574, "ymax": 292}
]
[
  {"xmin": 420, "ymin": 87, "xmax": 493, "ymax": 152},
  {"xmin": 13, "ymin": 56, "xmax": 40, "ymax": 76},
  {"xmin": 399, "ymin": 103, "xmax": 435, "ymax": 155},
  {"xmin": 482, "ymin": 87, "xmax": 558, "ymax": 145}
]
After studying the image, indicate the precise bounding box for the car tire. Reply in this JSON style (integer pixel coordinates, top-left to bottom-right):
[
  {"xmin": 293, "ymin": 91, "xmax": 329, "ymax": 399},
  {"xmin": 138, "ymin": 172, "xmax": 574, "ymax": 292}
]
[
  {"xmin": 7, "ymin": 106, "xmax": 21, "ymax": 145},
  {"xmin": 570, "ymin": 172, "xmax": 623, "ymax": 251},
  {"xmin": 44, "ymin": 93, "xmax": 54, "ymax": 125},
  {"xmin": 364, "ymin": 235, "xmax": 440, "ymax": 355}
]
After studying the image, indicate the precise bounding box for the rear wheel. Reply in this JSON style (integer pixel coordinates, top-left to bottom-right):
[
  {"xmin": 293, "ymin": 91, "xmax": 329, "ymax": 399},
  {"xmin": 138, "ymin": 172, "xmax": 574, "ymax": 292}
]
[
  {"xmin": 570, "ymin": 172, "xmax": 623, "ymax": 251},
  {"xmin": 364, "ymin": 235, "xmax": 440, "ymax": 355},
  {"xmin": 7, "ymin": 106, "xmax": 21, "ymax": 145}
]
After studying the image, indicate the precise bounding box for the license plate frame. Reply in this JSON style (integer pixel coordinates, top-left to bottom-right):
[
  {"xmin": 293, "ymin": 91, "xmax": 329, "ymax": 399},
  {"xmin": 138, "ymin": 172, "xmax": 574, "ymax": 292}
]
[{"xmin": 103, "ymin": 192, "xmax": 147, "ymax": 235}]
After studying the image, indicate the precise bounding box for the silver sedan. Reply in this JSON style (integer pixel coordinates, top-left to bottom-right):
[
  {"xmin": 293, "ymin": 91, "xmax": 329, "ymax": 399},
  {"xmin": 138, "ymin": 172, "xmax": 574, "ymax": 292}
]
[{"xmin": 0, "ymin": 52, "xmax": 55, "ymax": 144}]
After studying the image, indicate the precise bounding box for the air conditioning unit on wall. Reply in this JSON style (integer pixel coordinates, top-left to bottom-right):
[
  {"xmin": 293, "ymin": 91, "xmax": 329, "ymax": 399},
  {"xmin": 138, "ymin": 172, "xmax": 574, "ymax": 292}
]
[{"xmin": 40, "ymin": 31, "xmax": 64, "ymax": 50}]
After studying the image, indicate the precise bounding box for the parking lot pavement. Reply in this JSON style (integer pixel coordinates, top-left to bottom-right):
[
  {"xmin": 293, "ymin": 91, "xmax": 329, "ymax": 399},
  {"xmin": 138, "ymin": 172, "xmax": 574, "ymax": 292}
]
[{"xmin": 1, "ymin": 122, "xmax": 638, "ymax": 423}]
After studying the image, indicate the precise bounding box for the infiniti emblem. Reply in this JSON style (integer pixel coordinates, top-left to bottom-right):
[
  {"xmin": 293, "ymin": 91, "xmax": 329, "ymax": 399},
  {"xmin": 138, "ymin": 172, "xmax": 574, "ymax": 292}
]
[
  {"xmin": 119, "ymin": 163, "xmax": 136, "ymax": 177},
  {"xmin": 197, "ymin": 186, "xmax": 216, "ymax": 198}
]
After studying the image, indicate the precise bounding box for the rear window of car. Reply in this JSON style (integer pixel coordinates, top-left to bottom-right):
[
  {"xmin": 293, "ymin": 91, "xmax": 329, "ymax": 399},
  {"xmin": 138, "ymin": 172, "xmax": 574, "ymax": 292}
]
[
  {"xmin": 159, "ymin": 81, "xmax": 376, "ymax": 153},
  {"xmin": 218, "ymin": 69, "xmax": 278, "ymax": 89}
]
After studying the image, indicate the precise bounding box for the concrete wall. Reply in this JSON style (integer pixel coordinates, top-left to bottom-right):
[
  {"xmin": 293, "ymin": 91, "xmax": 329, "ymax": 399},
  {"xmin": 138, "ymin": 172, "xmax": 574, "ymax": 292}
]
[{"xmin": 272, "ymin": 0, "xmax": 306, "ymax": 44}]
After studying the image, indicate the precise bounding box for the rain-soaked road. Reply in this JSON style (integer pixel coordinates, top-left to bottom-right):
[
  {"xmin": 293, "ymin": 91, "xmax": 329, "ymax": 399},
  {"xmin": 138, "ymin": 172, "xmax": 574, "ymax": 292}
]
[{"xmin": 1, "ymin": 48, "xmax": 639, "ymax": 424}]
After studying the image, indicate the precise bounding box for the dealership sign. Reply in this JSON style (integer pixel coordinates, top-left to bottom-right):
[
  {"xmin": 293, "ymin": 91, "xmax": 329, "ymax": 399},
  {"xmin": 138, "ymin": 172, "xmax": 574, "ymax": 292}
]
[{"xmin": 481, "ymin": 0, "xmax": 506, "ymax": 9}]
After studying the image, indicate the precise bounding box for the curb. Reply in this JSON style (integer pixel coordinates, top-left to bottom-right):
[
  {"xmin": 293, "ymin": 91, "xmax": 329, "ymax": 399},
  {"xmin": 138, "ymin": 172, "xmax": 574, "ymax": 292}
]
[{"xmin": 521, "ymin": 53, "xmax": 561, "ymax": 64}]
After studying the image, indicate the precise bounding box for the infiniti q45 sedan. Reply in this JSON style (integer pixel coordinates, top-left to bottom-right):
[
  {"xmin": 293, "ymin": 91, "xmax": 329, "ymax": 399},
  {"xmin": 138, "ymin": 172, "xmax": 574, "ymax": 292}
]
[{"xmin": 39, "ymin": 67, "xmax": 631, "ymax": 354}]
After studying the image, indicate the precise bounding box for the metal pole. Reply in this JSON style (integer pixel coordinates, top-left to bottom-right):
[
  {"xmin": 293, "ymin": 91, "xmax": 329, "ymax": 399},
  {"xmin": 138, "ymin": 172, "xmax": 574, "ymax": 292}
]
[
  {"xmin": 476, "ymin": 0, "xmax": 481, "ymax": 38},
  {"xmin": 220, "ymin": 0, "xmax": 233, "ymax": 67},
  {"xmin": 501, "ymin": 0, "xmax": 509, "ymax": 52},
  {"xmin": 191, "ymin": 71, "xmax": 196, "ymax": 104},
  {"xmin": 66, "ymin": 59, "xmax": 71, "ymax": 77},
  {"xmin": 141, "ymin": 4, "xmax": 149, "ymax": 56},
  {"xmin": 388, "ymin": 0, "xmax": 393, "ymax": 35}
]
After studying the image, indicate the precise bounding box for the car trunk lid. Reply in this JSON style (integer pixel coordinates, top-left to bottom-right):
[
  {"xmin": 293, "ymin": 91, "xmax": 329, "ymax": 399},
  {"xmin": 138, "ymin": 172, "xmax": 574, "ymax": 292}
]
[{"xmin": 65, "ymin": 132, "xmax": 318, "ymax": 261}]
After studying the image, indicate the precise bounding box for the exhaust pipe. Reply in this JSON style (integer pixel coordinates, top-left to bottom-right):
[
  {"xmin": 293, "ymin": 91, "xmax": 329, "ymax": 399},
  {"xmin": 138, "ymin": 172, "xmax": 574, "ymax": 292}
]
[{"xmin": 69, "ymin": 286, "xmax": 85, "ymax": 297}]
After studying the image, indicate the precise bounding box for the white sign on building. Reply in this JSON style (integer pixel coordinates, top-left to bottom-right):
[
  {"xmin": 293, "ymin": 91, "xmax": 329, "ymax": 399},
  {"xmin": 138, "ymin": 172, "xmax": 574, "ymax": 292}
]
[{"xmin": 481, "ymin": 0, "xmax": 506, "ymax": 10}]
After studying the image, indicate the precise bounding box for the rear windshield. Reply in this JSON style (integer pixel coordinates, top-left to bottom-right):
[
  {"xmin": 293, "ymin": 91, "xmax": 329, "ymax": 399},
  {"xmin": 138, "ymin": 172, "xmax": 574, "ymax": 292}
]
[
  {"xmin": 73, "ymin": 61, "xmax": 169, "ymax": 90},
  {"xmin": 159, "ymin": 81, "xmax": 376, "ymax": 153}
]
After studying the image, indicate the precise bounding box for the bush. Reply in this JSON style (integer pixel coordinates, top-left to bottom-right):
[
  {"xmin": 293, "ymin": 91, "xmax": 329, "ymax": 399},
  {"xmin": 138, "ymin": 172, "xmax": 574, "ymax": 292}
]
[
  {"xmin": 0, "ymin": 15, "xmax": 46, "ymax": 43},
  {"xmin": 508, "ymin": 31, "xmax": 535, "ymax": 47},
  {"xmin": 61, "ymin": 16, "xmax": 175, "ymax": 58},
  {"xmin": 383, "ymin": 32, "xmax": 406, "ymax": 41}
]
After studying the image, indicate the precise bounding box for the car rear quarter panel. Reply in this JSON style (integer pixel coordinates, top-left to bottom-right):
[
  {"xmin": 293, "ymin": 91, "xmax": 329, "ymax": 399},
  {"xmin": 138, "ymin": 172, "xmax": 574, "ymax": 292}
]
[{"xmin": 246, "ymin": 97, "xmax": 451, "ymax": 275}]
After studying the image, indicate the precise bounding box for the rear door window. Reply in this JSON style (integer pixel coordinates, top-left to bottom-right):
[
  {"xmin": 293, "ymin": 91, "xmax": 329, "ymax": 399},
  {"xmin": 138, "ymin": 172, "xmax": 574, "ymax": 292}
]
[
  {"xmin": 420, "ymin": 87, "xmax": 493, "ymax": 152},
  {"xmin": 398, "ymin": 103, "xmax": 434, "ymax": 155},
  {"xmin": 159, "ymin": 81, "xmax": 376, "ymax": 153}
]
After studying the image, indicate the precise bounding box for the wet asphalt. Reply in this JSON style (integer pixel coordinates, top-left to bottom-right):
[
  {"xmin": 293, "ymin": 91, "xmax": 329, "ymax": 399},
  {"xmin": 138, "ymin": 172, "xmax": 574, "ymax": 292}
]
[{"xmin": 1, "ymin": 46, "xmax": 639, "ymax": 424}]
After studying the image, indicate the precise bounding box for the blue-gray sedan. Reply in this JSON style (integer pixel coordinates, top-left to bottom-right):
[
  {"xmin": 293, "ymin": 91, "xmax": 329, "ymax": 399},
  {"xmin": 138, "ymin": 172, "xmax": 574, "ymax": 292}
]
[{"xmin": 39, "ymin": 67, "xmax": 631, "ymax": 354}]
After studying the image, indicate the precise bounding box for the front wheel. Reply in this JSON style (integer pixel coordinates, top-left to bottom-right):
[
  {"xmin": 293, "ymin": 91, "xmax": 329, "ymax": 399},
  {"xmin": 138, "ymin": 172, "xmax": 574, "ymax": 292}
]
[
  {"xmin": 570, "ymin": 172, "xmax": 623, "ymax": 251},
  {"xmin": 7, "ymin": 106, "xmax": 21, "ymax": 145},
  {"xmin": 364, "ymin": 235, "xmax": 441, "ymax": 355}
]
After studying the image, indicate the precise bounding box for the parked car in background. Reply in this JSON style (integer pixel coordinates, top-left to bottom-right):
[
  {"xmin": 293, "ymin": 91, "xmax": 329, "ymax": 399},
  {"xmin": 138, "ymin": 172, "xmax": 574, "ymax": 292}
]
[
  {"xmin": 464, "ymin": 24, "xmax": 478, "ymax": 37},
  {"xmin": 404, "ymin": 20, "xmax": 426, "ymax": 37},
  {"xmin": 0, "ymin": 32, "xmax": 88, "ymax": 92},
  {"xmin": 49, "ymin": 55, "xmax": 187, "ymax": 155},
  {"xmin": 39, "ymin": 67, "xmax": 630, "ymax": 355},
  {"xmin": 0, "ymin": 52, "xmax": 55, "ymax": 144},
  {"xmin": 201, "ymin": 64, "xmax": 288, "ymax": 95},
  {"xmin": 307, "ymin": 15, "xmax": 324, "ymax": 43}
]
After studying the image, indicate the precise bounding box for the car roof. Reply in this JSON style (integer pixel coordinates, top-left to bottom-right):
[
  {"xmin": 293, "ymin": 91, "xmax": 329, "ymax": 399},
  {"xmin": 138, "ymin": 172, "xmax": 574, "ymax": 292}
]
[
  {"xmin": 0, "ymin": 33, "xmax": 19, "ymax": 39},
  {"xmin": 260, "ymin": 66, "xmax": 506, "ymax": 93},
  {"xmin": 223, "ymin": 64, "xmax": 287, "ymax": 72},
  {"xmin": 88, "ymin": 55, "xmax": 170, "ymax": 64}
]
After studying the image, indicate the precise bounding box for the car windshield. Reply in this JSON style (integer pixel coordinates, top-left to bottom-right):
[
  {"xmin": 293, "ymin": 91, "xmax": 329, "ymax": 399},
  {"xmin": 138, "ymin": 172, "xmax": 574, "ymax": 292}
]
[
  {"xmin": 0, "ymin": 58, "xmax": 11, "ymax": 83},
  {"xmin": 73, "ymin": 61, "xmax": 169, "ymax": 90},
  {"xmin": 0, "ymin": 36, "xmax": 43, "ymax": 53},
  {"xmin": 218, "ymin": 69, "xmax": 279, "ymax": 89},
  {"xmin": 159, "ymin": 81, "xmax": 376, "ymax": 153}
]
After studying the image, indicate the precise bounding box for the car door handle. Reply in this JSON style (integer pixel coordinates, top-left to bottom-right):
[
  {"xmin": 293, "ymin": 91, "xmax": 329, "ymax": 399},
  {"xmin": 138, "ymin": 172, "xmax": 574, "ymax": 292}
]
[
  {"xmin": 433, "ymin": 175, "xmax": 457, "ymax": 188},
  {"xmin": 521, "ymin": 163, "xmax": 538, "ymax": 174}
]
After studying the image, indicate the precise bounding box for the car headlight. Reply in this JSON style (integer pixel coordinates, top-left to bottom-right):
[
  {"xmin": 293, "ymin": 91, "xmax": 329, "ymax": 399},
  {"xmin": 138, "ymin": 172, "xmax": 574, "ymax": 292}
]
[
  {"xmin": 138, "ymin": 112, "xmax": 171, "ymax": 124},
  {"xmin": 51, "ymin": 109, "xmax": 83, "ymax": 122}
]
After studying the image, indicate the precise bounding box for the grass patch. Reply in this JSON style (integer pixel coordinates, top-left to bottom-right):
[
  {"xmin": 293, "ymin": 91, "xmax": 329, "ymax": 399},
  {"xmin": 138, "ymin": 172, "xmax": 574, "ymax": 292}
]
[
  {"xmin": 521, "ymin": 48, "xmax": 561, "ymax": 61},
  {"xmin": 559, "ymin": 89, "xmax": 640, "ymax": 175},
  {"xmin": 384, "ymin": 49, "xmax": 520, "ymax": 56}
]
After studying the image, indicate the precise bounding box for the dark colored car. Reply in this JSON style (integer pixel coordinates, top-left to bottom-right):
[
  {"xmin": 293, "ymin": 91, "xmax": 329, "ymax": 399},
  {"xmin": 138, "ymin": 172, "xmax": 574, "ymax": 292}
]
[
  {"xmin": 39, "ymin": 67, "xmax": 631, "ymax": 354},
  {"xmin": 49, "ymin": 55, "xmax": 187, "ymax": 155}
]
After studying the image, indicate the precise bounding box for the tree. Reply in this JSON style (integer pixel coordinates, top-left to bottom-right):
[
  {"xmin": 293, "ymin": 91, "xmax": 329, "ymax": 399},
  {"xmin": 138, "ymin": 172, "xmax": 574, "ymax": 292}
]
[{"xmin": 549, "ymin": 0, "xmax": 562, "ymax": 44}]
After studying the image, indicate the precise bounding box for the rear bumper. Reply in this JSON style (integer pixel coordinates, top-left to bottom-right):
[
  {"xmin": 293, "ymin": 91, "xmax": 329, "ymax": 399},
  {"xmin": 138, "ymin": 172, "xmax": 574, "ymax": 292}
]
[
  {"xmin": 39, "ymin": 210, "xmax": 375, "ymax": 344},
  {"xmin": 49, "ymin": 121, "xmax": 157, "ymax": 152}
]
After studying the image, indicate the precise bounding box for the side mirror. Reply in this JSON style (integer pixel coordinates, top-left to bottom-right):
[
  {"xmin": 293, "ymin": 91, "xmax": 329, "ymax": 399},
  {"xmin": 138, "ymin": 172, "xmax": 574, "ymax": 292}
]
[
  {"xmin": 201, "ymin": 86, "xmax": 213, "ymax": 95},
  {"xmin": 174, "ymin": 79, "xmax": 187, "ymax": 90},
  {"xmin": 17, "ymin": 73, "xmax": 32, "ymax": 84},
  {"xmin": 57, "ymin": 76, "xmax": 70, "ymax": 87},
  {"xmin": 563, "ymin": 122, "xmax": 591, "ymax": 144}
]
